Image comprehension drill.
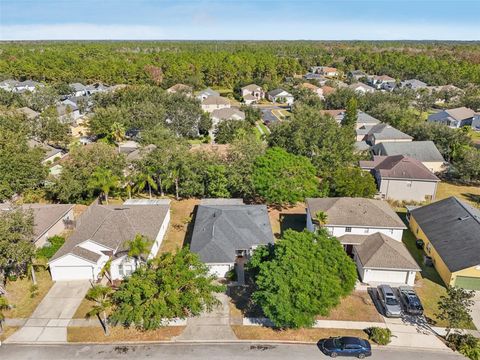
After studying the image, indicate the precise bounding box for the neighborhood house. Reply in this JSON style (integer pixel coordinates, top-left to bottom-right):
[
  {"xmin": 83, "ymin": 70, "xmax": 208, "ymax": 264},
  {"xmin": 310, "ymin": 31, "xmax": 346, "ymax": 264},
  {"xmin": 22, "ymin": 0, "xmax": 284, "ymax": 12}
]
[{"xmin": 267, "ymin": 88, "xmax": 294, "ymax": 105}]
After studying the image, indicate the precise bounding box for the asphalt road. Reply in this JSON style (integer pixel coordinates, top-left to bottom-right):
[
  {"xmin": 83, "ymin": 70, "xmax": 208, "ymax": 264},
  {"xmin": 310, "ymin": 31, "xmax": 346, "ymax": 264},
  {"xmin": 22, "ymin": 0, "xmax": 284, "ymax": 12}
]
[{"xmin": 0, "ymin": 343, "xmax": 464, "ymax": 360}]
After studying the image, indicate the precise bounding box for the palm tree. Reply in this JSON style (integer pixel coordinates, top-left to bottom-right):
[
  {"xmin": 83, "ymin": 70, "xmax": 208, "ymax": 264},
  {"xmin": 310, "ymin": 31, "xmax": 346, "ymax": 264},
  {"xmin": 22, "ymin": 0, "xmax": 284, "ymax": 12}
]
[
  {"xmin": 133, "ymin": 169, "xmax": 158, "ymax": 199},
  {"xmin": 109, "ymin": 122, "xmax": 126, "ymax": 144},
  {"xmin": 124, "ymin": 234, "xmax": 153, "ymax": 270},
  {"xmin": 0, "ymin": 296, "xmax": 10, "ymax": 333},
  {"xmin": 315, "ymin": 211, "xmax": 328, "ymax": 227},
  {"xmin": 88, "ymin": 168, "xmax": 120, "ymax": 205},
  {"xmin": 85, "ymin": 285, "xmax": 113, "ymax": 336}
]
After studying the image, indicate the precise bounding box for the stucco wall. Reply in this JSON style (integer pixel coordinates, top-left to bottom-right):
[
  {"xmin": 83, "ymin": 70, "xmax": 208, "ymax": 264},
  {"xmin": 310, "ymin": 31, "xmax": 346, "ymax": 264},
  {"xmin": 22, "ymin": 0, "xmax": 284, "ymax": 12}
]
[{"xmin": 379, "ymin": 179, "xmax": 438, "ymax": 202}]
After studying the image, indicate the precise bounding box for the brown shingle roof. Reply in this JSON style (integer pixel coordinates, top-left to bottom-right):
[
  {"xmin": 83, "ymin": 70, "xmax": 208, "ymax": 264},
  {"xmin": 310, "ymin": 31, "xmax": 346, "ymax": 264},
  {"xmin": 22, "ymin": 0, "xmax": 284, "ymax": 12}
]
[
  {"xmin": 374, "ymin": 155, "xmax": 440, "ymax": 181},
  {"xmin": 202, "ymin": 96, "xmax": 230, "ymax": 106},
  {"xmin": 354, "ymin": 233, "xmax": 420, "ymax": 270},
  {"xmin": 306, "ymin": 197, "xmax": 406, "ymax": 228}
]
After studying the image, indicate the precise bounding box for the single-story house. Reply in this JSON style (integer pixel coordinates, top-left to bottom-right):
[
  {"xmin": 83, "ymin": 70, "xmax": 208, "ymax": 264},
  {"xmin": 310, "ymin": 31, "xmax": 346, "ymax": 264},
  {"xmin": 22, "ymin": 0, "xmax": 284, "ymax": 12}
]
[
  {"xmin": 17, "ymin": 107, "xmax": 40, "ymax": 120},
  {"xmin": 348, "ymin": 82, "xmax": 375, "ymax": 94},
  {"xmin": 13, "ymin": 80, "xmax": 44, "ymax": 93},
  {"xmin": 428, "ymin": 107, "xmax": 478, "ymax": 129},
  {"xmin": 321, "ymin": 110, "xmax": 380, "ymax": 131},
  {"xmin": 364, "ymin": 123, "xmax": 413, "ymax": 145},
  {"xmin": 27, "ymin": 139, "xmax": 66, "ymax": 164},
  {"xmin": 400, "ymin": 79, "xmax": 428, "ymax": 90},
  {"xmin": 320, "ymin": 109, "xmax": 345, "ymax": 123},
  {"xmin": 197, "ymin": 88, "xmax": 220, "ymax": 101},
  {"xmin": 201, "ymin": 95, "xmax": 231, "ymax": 113},
  {"xmin": 321, "ymin": 85, "xmax": 336, "ymax": 97},
  {"xmin": 299, "ymin": 82, "xmax": 323, "ymax": 98},
  {"xmin": 211, "ymin": 108, "xmax": 245, "ymax": 127},
  {"xmin": 190, "ymin": 199, "xmax": 274, "ymax": 277},
  {"xmin": 360, "ymin": 155, "xmax": 440, "ymax": 202},
  {"xmin": 49, "ymin": 200, "xmax": 170, "ymax": 281},
  {"xmin": 305, "ymin": 197, "xmax": 418, "ymax": 285},
  {"xmin": 348, "ymin": 70, "xmax": 368, "ymax": 81},
  {"xmin": 167, "ymin": 83, "xmax": 193, "ymax": 95},
  {"xmin": 267, "ymin": 89, "xmax": 294, "ymax": 105},
  {"xmin": 311, "ymin": 66, "xmax": 338, "ymax": 77},
  {"xmin": 69, "ymin": 83, "xmax": 88, "ymax": 97},
  {"xmin": 126, "ymin": 144, "xmax": 157, "ymax": 163},
  {"xmin": 426, "ymin": 85, "xmax": 464, "ymax": 104},
  {"xmin": 241, "ymin": 84, "xmax": 264, "ymax": 102},
  {"xmin": 118, "ymin": 140, "xmax": 140, "ymax": 154},
  {"xmin": 0, "ymin": 203, "xmax": 74, "ymax": 248},
  {"xmin": 57, "ymin": 104, "xmax": 81, "ymax": 124},
  {"xmin": 407, "ymin": 196, "xmax": 480, "ymax": 290},
  {"xmin": 371, "ymin": 141, "xmax": 446, "ymax": 173},
  {"xmin": 368, "ymin": 75, "xmax": 396, "ymax": 90},
  {"xmin": 303, "ymin": 73, "xmax": 328, "ymax": 84},
  {"xmin": 86, "ymin": 83, "xmax": 110, "ymax": 95}
]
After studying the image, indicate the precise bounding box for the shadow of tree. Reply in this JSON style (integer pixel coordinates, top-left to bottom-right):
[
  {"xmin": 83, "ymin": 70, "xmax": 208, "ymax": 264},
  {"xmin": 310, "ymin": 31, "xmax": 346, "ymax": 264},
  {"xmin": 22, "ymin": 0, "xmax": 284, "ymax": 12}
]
[
  {"xmin": 182, "ymin": 204, "xmax": 198, "ymax": 248},
  {"xmin": 279, "ymin": 213, "xmax": 306, "ymax": 236},
  {"xmin": 462, "ymin": 193, "xmax": 480, "ymax": 207}
]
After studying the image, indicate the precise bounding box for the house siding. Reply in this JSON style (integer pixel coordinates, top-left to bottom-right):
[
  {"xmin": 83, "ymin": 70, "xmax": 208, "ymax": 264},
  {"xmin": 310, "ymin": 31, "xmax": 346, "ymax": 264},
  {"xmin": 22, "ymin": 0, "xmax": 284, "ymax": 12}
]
[
  {"xmin": 379, "ymin": 178, "xmax": 438, "ymax": 202},
  {"xmin": 35, "ymin": 208, "xmax": 74, "ymax": 248}
]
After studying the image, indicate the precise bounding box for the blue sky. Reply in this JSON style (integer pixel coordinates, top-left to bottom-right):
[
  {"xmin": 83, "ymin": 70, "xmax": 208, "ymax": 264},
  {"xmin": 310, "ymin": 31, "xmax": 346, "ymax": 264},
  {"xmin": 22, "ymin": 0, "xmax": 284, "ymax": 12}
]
[{"xmin": 1, "ymin": 0, "xmax": 480, "ymax": 40}]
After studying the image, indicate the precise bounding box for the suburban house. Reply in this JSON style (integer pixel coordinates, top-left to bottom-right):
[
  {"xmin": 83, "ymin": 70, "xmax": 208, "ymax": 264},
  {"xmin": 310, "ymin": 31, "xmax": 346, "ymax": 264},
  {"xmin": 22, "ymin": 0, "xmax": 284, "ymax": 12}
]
[
  {"xmin": 427, "ymin": 84, "xmax": 464, "ymax": 104},
  {"xmin": 368, "ymin": 75, "xmax": 396, "ymax": 90},
  {"xmin": 303, "ymin": 73, "xmax": 328, "ymax": 84},
  {"xmin": 360, "ymin": 155, "xmax": 440, "ymax": 202},
  {"xmin": 86, "ymin": 83, "xmax": 111, "ymax": 95},
  {"xmin": 428, "ymin": 107, "xmax": 479, "ymax": 129},
  {"xmin": 299, "ymin": 82, "xmax": 323, "ymax": 98},
  {"xmin": 400, "ymin": 79, "xmax": 428, "ymax": 90},
  {"xmin": 0, "ymin": 79, "xmax": 18, "ymax": 92},
  {"xmin": 371, "ymin": 141, "xmax": 446, "ymax": 173},
  {"xmin": 201, "ymin": 95, "xmax": 231, "ymax": 113},
  {"xmin": 118, "ymin": 140, "xmax": 140, "ymax": 154},
  {"xmin": 241, "ymin": 84, "xmax": 264, "ymax": 104},
  {"xmin": 321, "ymin": 109, "xmax": 345, "ymax": 123},
  {"xmin": 57, "ymin": 103, "xmax": 81, "ymax": 123},
  {"xmin": 321, "ymin": 110, "xmax": 380, "ymax": 136},
  {"xmin": 364, "ymin": 123, "xmax": 413, "ymax": 145},
  {"xmin": 197, "ymin": 87, "xmax": 220, "ymax": 101},
  {"xmin": 167, "ymin": 83, "xmax": 193, "ymax": 95},
  {"xmin": 126, "ymin": 144, "xmax": 157, "ymax": 163},
  {"xmin": 49, "ymin": 200, "xmax": 171, "ymax": 281},
  {"xmin": 17, "ymin": 107, "xmax": 40, "ymax": 120},
  {"xmin": 267, "ymin": 89, "xmax": 294, "ymax": 105},
  {"xmin": 311, "ymin": 66, "xmax": 338, "ymax": 77},
  {"xmin": 211, "ymin": 108, "xmax": 246, "ymax": 128},
  {"xmin": 69, "ymin": 83, "xmax": 88, "ymax": 97},
  {"xmin": 0, "ymin": 203, "xmax": 74, "ymax": 248},
  {"xmin": 407, "ymin": 197, "xmax": 480, "ymax": 290},
  {"xmin": 13, "ymin": 80, "xmax": 44, "ymax": 93},
  {"xmin": 306, "ymin": 197, "xmax": 419, "ymax": 285},
  {"xmin": 190, "ymin": 199, "xmax": 274, "ymax": 277},
  {"xmin": 27, "ymin": 139, "xmax": 66, "ymax": 164},
  {"xmin": 320, "ymin": 85, "xmax": 335, "ymax": 97},
  {"xmin": 348, "ymin": 70, "xmax": 368, "ymax": 81},
  {"xmin": 348, "ymin": 82, "xmax": 375, "ymax": 94}
]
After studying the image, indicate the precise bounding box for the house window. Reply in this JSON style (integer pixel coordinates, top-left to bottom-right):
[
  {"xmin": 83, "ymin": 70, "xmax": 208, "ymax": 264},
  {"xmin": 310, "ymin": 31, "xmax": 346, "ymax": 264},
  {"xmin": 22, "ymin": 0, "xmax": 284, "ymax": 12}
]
[
  {"xmin": 390, "ymin": 229, "xmax": 394, "ymax": 235},
  {"xmin": 345, "ymin": 227, "xmax": 352, "ymax": 233},
  {"xmin": 118, "ymin": 265, "xmax": 123, "ymax": 276}
]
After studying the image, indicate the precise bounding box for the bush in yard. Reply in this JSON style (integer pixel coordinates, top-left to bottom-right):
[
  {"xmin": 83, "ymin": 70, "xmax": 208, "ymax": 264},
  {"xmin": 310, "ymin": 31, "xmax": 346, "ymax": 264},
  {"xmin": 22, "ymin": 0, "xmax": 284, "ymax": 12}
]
[
  {"xmin": 447, "ymin": 334, "xmax": 480, "ymax": 360},
  {"xmin": 248, "ymin": 229, "xmax": 357, "ymax": 328},
  {"xmin": 365, "ymin": 327, "xmax": 392, "ymax": 345}
]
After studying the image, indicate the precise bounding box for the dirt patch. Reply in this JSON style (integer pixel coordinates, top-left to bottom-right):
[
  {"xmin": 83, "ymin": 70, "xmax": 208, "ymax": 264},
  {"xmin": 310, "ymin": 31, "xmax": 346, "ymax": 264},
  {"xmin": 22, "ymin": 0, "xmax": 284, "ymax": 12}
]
[
  {"xmin": 232, "ymin": 326, "xmax": 366, "ymax": 342},
  {"xmin": 268, "ymin": 203, "xmax": 306, "ymax": 239},
  {"xmin": 67, "ymin": 326, "xmax": 185, "ymax": 342},
  {"xmin": 317, "ymin": 291, "xmax": 383, "ymax": 323}
]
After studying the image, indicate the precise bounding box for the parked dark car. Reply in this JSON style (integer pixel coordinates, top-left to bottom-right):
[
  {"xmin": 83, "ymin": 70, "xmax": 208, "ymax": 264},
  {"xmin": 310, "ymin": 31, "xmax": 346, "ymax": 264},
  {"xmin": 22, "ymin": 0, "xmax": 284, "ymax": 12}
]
[
  {"xmin": 399, "ymin": 286, "xmax": 424, "ymax": 315},
  {"xmin": 319, "ymin": 336, "xmax": 372, "ymax": 358}
]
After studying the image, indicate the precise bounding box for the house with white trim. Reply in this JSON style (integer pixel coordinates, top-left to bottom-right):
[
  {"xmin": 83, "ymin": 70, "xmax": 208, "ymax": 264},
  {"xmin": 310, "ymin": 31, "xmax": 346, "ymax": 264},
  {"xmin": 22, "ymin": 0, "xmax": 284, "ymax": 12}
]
[
  {"xmin": 49, "ymin": 200, "xmax": 170, "ymax": 281},
  {"xmin": 306, "ymin": 197, "xmax": 419, "ymax": 285}
]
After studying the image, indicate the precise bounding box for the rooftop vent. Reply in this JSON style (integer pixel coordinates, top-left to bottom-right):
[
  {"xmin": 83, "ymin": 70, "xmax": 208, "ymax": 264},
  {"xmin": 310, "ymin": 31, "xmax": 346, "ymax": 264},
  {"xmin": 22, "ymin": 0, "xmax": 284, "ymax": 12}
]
[{"xmin": 458, "ymin": 216, "xmax": 471, "ymax": 221}]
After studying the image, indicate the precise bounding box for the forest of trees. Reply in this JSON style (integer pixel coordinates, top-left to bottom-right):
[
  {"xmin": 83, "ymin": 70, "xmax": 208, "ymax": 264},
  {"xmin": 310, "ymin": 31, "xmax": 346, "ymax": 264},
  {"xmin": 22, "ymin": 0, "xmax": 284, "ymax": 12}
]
[{"xmin": 1, "ymin": 41, "xmax": 480, "ymax": 88}]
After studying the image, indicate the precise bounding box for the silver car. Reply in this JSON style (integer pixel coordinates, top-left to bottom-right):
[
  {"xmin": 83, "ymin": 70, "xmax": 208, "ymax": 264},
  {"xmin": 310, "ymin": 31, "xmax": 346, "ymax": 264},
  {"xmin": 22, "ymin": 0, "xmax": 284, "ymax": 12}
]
[{"xmin": 377, "ymin": 285, "xmax": 402, "ymax": 317}]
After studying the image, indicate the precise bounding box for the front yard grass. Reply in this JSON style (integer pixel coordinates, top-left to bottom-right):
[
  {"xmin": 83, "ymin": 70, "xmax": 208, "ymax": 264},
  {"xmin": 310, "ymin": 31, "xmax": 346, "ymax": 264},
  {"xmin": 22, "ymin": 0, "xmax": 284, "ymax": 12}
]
[
  {"xmin": 4, "ymin": 269, "xmax": 53, "ymax": 319},
  {"xmin": 232, "ymin": 326, "xmax": 366, "ymax": 342},
  {"xmin": 0, "ymin": 326, "xmax": 19, "ymax": 342},
  {"xmin": 316, "ymin": 292, "xmax": 383, "ymax": 323},
  {"xmin": 73, "ymin": 298, "xmax": 96, "ymax": 319},
  {"xmin": 399, "ymin": 211, "xmax": 476, "ymax": 329},
  {"xmin": 436, "ymin": 182, "xmax": 480, "ymax": 208},
  {"xmin": 159, "ymin": 198, "xmax": 198, "ymax": 253},
  {"xmin": 67, "ymin": 326, "xmax": 185, "ymax": 342}
]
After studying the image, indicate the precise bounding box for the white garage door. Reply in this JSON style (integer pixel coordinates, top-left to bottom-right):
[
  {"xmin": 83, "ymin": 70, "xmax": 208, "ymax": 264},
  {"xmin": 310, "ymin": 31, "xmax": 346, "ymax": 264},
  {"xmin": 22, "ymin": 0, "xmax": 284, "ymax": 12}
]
[
  {"xmin": 50, "ymin": 266, "xmax": 94, "ymax": 281},
  {"xmin": 364, "ymin": 269, "xmax": 408, "ymax": 284}
]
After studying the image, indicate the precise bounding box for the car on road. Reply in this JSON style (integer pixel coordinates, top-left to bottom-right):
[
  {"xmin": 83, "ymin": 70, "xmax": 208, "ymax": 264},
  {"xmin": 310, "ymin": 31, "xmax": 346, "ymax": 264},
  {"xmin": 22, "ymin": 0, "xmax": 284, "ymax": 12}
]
[
  {"xmin": 318, "ymin": 336, "xmax": 372, "ymax": 358},
  {"xmin": 398, "ymin": 286, "xmax": 424, "ymax": 315},
  {"xmin": 377, "ymin": 284, "xmax": 402, "ymax": 318}
]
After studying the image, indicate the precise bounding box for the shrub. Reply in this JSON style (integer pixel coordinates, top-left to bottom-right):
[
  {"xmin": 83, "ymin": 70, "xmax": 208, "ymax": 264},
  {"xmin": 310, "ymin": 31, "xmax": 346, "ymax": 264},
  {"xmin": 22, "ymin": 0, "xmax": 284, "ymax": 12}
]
[
  {"xmin": 36, "ymin": 235, "xmax": 65, "ymax": 259},
  {"xmin": 447, "ymin": 334, "xmax": 480, "ymax": 360},
  {"xmin": 365, "ymin": 327, "xmax": 392, "ymax": 345}
]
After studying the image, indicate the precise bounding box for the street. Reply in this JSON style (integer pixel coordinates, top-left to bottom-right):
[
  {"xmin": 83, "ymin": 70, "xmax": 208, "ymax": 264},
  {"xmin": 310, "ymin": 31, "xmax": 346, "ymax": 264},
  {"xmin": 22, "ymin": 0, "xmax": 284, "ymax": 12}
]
[{"xmin": 0, "ymin": 343, "xmax": 464, "ymax": 360}]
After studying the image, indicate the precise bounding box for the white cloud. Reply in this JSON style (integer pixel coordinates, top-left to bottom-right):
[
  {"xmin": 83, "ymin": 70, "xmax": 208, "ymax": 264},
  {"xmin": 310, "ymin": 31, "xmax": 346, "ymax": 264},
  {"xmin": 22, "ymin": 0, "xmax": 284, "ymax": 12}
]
[{"xmin": 1, "ymin": 22, "xmax": 479, "ymax": 40}]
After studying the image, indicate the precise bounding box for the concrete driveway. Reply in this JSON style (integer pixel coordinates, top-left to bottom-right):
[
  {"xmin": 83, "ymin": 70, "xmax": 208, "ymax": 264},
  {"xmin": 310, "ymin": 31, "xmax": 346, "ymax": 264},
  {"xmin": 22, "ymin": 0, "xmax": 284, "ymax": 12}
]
[{"xmin": 5, "ymin": 281, "xmax": 90, "ymax": 343}]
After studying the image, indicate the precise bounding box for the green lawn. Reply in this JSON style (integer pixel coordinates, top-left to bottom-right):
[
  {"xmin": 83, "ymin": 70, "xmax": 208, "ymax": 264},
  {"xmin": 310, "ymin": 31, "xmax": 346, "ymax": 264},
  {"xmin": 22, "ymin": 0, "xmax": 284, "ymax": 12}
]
[
  {"xmin": 257, "ymin": 121, "xmax": 269, "ymax": 135},
  {"xmin": 398, "ymin": 211, "xmax": 476, "ymax": 329},
  {"xmin": 436, "ymin": 182, "xmax": 480, "ymax": 208}
]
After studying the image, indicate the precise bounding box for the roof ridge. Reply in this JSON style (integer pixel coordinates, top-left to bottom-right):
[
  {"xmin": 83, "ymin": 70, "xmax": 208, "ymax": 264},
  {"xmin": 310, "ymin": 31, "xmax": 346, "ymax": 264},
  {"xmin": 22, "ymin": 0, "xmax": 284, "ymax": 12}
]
[{"xmin": 452, "ymin": 197, "xmax": 480, "ymax": 225}]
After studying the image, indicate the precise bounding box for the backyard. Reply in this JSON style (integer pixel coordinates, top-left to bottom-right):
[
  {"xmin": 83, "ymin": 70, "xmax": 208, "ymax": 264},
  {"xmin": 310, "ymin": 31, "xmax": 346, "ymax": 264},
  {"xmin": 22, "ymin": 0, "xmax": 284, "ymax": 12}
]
[{"xmin": 436, "ymin": 182, "xmax": 480, "ymax": 207}]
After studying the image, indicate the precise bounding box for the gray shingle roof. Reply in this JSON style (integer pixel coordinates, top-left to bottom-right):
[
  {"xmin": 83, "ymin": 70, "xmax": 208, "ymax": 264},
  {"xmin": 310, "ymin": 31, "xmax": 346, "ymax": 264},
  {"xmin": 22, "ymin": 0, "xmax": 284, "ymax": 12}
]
[
  {"xmin": 190, "ymin": 204, "xmax": 274, "ymax": 264},
  {"xmin": 371, "ymin": 141, "xmax": 445, "ymax": 163},
  {"xmin": 354, "ymin": 233, "xmax": 420, "ymax": 270},
  {"xmin": 367, "ymin": 123, "xmax": 413, "ymax": 140},
  {"xmin": 211, "ymin": 108, "xmax": 245, "ymax": 121},
  {"xmin": 71, "ymin": 246, "xmax": 102, "ymax": 263},
  {"xmin": 268, "ymin": 88, "xmax": 291, "ymax": 97},
  {"xmin": 242, "ymin": 84, "xmax": 262, "ymax": 92},
  {"xmin": 411, "ymin": 197, "xmax": 480, "ymax": 272},
  {"xmin": 429, "ymin": 107, "xmax": 475, "ymax": 123},
  {"xmin": 202, "ymin": 96, "xmax": 230, "ymax": 106},
  {"xmin": 51, "ymin": 204, "xmax": 170, "ymax": 261},
  {"xmin": 199, "ymin": 88, "xmax": 220, "ymax": 97},
  {"xmin": 306, "ymin": 197, "xmax": 406, "ymax": 229}
]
